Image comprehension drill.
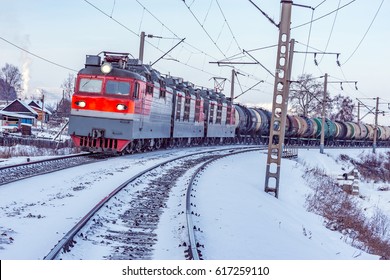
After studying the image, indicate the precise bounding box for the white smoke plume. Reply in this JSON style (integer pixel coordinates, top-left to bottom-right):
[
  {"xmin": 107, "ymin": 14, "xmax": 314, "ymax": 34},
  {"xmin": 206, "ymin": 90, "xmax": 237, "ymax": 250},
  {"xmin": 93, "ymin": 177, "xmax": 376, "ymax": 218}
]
[{"xmin": 20, "ymin": 35, "xmax": 31, "ymax": 100}]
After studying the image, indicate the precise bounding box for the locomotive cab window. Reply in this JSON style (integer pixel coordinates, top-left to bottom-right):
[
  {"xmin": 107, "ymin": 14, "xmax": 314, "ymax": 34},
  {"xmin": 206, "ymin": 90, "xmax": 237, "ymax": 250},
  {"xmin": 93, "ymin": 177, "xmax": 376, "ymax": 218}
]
[
  {"xmin": 79, "ymin": 78, "xmax": 103, "ymax": 93},
  {"xmin": 105, "ymin": 81, "xmax": 131, "ymax": 95},
  {"xmin": 133, "ymin": 82, "xmax": 140, "ymax": 99}
]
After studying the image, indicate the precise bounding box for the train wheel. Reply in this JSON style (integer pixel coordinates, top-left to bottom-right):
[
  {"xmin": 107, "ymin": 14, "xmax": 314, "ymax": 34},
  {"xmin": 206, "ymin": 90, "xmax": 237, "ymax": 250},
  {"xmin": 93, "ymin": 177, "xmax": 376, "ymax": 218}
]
[
  {"xmin": 144, "ymin": 139, "xmax": 153, "ymax": 151},
  {"xmin": 154, "ymin": 138, "xmax": 162, "ymax": 150},
  {"xmin": 135, "ymin": 140, "xmax": 143, "ymax": 153},
  {"xmin": 125, "ymin": 142, "xmax": 135, "ymax": 154},
  {"xmin": 167, "ymin": 139, "xmax": 174, "ymax": 149}
]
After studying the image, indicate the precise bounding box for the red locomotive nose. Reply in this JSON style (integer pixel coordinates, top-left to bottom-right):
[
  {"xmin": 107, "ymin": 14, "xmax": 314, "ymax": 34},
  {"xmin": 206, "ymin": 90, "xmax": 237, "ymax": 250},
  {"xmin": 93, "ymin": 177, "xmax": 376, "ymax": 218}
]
[{"xmin": 71, "ymin": 95, "xmax": 135, "ymax": 114}]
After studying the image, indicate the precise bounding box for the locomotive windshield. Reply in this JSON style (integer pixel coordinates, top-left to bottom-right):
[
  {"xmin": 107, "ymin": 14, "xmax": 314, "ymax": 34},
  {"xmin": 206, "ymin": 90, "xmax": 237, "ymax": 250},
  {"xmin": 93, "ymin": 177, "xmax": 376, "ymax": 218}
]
[
  {"xmin": 105, "ymin": 80, "xmax": 131, "ymax": 95},
  {"xmin": 79, "ymin": 78, "xmax": 103, "ymax": 93}
]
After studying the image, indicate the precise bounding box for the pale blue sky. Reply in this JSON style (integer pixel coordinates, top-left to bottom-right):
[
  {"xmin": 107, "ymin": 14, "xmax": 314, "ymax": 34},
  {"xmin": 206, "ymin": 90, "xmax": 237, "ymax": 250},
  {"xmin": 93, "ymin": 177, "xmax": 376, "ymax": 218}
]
[{"xmin": 0, "ymin": 0, "xmax": 388, "ymax": 123}]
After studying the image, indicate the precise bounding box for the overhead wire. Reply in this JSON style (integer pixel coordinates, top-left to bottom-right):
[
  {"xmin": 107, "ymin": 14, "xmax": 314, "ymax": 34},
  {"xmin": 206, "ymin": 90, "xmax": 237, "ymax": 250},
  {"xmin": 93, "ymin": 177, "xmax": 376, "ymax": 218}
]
[
  {"xmin": 247, "ymin": 0, "xmax": 279, "ymax": 28},
  {"xmin": 314, "ymin": 0, "xmax": 327, "ymax": 10},
  {"xmin": 181, "ymin": 0, "xmax": 228, "ymax": 59},
  {"xmin": 215, "ymin": 0, "xmax": 242, "ymax": 51},
  {"xmin": 135, "ymin": 0, "xmax": 267, "ymax": 87},
  {"xmin": 301, "ymin": 8, "xmax": 315, "ymax": 75},
  {"xmin": 0, "ymin": 35, "xmax": 77, "ymax": 72},
  {"xmin": 341, "ymin": 0, "xmax": 384, "ymax": 65},
  {"xmin": 202, "ymin": 0, "xmax": 214, "ymax": 26},
  {"xmin": 292, "ymin": 0, "xmax": 356, "ymax": 29},
  {"xmin": 83, "ymin": 0, "xmax": 138, "ymax": 37},
  {"xmin": 110, "ymin": 0, "xmax": 116, "ymax": 17},
  {"xmin": 83, "ymin": 0, "xmax": 277, "ymax": 98},
  {"xmin": 134, "ymin": 0, "xmax": 220, "ymax": 62},
  {"xmin": 82, "ymin": 0, "xmax": 222, "ymax": 79},
  {"xmin": 83, "ymin": 0, "xmax": 266, "ymax": 95},
  {"xmin": 317, "ymin": 0, "xmax": 341, "ymax": 65}
]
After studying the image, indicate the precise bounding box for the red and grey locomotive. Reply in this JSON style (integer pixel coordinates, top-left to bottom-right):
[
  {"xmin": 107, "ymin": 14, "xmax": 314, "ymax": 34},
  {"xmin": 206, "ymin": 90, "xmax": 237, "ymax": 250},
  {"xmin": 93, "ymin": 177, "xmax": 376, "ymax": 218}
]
[{"xmin": 68, "ymin": 51, "xmax": 237, "ymax": 153}]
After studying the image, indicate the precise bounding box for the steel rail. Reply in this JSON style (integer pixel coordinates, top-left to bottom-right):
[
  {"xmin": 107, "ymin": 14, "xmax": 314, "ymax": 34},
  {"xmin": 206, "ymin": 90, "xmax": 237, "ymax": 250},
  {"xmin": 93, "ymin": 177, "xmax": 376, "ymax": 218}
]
[
  {"xmin": 43, "ymin": 146, "xmax": 260, "ymax": 260},
  {"xmin": 0, "ymin": 153, "xmax": 109, "ymax": 186},
  {"xmin": 185, "ymin": 147, "xmax": 265, "ymax": 260}
]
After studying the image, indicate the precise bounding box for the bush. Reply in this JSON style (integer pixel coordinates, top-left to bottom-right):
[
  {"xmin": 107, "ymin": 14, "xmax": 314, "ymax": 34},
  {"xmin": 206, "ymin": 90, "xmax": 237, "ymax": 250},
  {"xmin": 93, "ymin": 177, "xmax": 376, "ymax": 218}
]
[
  {"xmin": 304, "ymin": 167, "xmax": 390, "ymax": 259},
  {"xmin": 353, "ymin": 152, "xmax": 390, "ymax": 182}
]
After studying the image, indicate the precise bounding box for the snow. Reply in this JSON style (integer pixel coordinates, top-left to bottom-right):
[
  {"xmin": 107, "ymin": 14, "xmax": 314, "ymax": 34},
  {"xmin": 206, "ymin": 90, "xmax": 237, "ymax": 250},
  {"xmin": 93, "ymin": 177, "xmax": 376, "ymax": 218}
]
[{"xmin": 0, "ymin": 146, "xmax": 389, "ymax": 262}]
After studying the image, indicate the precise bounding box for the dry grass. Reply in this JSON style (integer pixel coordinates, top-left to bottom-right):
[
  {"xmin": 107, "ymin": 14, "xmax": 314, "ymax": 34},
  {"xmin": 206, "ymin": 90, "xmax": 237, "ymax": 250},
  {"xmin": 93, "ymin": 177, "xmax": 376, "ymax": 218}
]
[
  {"xmin": 0, "ymin": 145, "xmax": 78, "ymax": 159},
  {"xmin": 338, "ymin": 151, "xmax": 390, "ymax": 183},
  {"xmin": 304, "ymin": 167, "xmax": 390, "ymax": 259}
]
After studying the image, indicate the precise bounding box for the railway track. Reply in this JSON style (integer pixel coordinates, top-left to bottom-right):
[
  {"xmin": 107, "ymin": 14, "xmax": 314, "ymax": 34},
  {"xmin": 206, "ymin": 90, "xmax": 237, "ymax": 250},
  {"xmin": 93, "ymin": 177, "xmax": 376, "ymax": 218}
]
[
  {"xmin": 0, "ymin": 139, "xmax": 382, "ymax": 188},
  {"xmin": 0, "ymin": 153, "xmax": 112, "ymax": 186},
  {"xmin": 184, "ymin": 147, "xmax": 269, "ymax": 260},
  {"xmin": 44, "ymin": 146, "xmax": 263, "ymax": 260}
]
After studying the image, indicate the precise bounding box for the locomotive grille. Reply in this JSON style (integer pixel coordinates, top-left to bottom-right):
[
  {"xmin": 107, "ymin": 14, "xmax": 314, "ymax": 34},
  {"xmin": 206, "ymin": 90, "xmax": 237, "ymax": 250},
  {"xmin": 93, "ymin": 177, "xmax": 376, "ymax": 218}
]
[{"xmin": 79, "ymin": 136, "xmax": 118, "ymax": 150}]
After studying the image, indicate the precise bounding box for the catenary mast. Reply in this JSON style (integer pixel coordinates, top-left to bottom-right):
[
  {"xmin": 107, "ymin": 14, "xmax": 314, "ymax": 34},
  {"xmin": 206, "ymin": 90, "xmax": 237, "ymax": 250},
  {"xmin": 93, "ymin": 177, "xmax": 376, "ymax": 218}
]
[{"xmin": 264, "ymin": 1, "xmax": 293, "ymax": 198}]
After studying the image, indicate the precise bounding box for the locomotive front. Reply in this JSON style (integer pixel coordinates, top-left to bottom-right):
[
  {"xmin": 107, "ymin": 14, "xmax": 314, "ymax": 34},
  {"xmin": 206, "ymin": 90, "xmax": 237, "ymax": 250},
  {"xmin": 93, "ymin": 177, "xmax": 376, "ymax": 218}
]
[{"xmin": 68, "ymin": 52, "xmax": 148, "ymax": 152}]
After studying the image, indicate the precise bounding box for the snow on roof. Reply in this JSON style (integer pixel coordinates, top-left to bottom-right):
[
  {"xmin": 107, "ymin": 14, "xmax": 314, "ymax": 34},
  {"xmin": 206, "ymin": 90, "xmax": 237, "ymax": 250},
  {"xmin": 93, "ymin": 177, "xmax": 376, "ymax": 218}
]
[
  {"xmin": 28, "ymin": 100, "xmax": 52, "ymax": 114},
  {"xmin": 2, "ymin": 99, "xmax": 38, "ymax": 116},
  {"xmin": 0, "ymin": 110, "xmax": 36, "ymax": 119}
]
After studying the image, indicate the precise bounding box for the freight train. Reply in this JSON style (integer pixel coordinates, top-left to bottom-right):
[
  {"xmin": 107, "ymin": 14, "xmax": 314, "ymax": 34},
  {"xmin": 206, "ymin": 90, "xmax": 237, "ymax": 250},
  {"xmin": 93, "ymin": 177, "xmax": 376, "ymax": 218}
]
[{"xmin": 68, "ymin": 51, "xmax": 390, "ymax": 153}]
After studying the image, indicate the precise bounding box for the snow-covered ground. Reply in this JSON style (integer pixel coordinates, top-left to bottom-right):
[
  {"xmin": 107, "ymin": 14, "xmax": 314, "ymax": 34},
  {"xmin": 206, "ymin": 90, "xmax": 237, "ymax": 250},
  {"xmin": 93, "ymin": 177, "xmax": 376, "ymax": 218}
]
[
  {"xmin": 154, "ymin": 147, "xmax": 390, "ymax": 260},
  {"xmin": 1, "ymin": 145, "xmax": 389, "ymax": 261}
]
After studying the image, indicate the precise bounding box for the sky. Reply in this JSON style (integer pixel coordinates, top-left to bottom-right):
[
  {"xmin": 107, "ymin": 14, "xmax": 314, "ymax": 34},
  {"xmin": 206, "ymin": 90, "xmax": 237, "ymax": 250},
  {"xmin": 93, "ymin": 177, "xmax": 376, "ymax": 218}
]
[
  {"xmin": 0, "ymin": 0, "xmax": 389, "ymax": 124},
  {"xmin": 0, "ymin": 145, "xmax": 389, "ymax": 279}
]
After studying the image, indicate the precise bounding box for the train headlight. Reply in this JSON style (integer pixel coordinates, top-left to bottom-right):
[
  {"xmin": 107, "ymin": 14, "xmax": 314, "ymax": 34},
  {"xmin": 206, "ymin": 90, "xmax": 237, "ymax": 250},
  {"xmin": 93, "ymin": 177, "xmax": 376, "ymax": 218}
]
[
  {"xmin": 116, "ymin": 104, "xmax": 127, "ymax": 111},
  {"xmin": 75, "ymin": 100, "xmax": 86, "ymax": 108},
  {"xmin": 101, "ymin": 62, "xmax": 113, "ymax": 74}
]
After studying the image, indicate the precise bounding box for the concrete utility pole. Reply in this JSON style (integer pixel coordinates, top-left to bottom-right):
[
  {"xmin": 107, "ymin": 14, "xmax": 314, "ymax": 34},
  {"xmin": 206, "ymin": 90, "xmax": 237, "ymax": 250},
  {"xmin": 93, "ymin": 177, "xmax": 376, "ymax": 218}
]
[
  {"xmin": 357, "ymin": 102, "xmax": 361, "ymax": 122},
  {"xmin": 264, "ymin": 0, "xmax": 293, "ymax": 198},
  {"xmin": 230, "ymin": 69, "xmax": 235, "ymax": 100},
  {"xmin": 41, "ymin": 91, "xmax": 45, "ymax": 129},
  {"xmin": 373, "ymin": 97, "xmax": 379, "ymax": 153},
  {"xmin": 320, "ymin": 73, "xmax": 328, "ymax": 154},
  {"xmin": 139, "ymin": 31, "xmax": 146, "ymax": 64}
]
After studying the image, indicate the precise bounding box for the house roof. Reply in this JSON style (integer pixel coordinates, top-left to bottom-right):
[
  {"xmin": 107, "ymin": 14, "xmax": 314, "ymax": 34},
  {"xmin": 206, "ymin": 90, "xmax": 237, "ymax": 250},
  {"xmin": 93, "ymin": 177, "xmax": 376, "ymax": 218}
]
[
  {"xmin": 28, "ymin": 100, "xmax": 52, "ymax": 114},
  {"xmin": 2, "ymin": 99, "xmax": 38, "ymax": 116},
  {"xmin": 0, "ymin": 110, "xmax": 36, "ymax": 119}
]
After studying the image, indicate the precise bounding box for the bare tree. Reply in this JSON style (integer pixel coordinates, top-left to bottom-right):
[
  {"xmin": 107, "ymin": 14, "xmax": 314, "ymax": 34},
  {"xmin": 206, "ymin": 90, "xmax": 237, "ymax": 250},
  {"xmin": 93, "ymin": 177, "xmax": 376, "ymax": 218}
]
[
  {"xmin": 330, "ymin": 94, "xmax": 355, "ymax": 122},
  {"xmin": 289, "ymin": 74, "xmax": 332, "ymax": 117},
  {"xmin": 0, "ymin": 63, "xmax": 22, "ymax": 103},
  {"xmin": 61, "ymin": 73, "xmax": 75, "ymax": 100},
  {"xmin": 56, "ymin": 73, "xmax": 75, "ymax": 117}
]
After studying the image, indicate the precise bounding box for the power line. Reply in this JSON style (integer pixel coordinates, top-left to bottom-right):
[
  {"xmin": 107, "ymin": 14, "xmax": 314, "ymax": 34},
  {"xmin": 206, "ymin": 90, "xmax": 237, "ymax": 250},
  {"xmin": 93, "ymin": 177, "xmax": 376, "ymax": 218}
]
[
  {"xmin": 135, "ymin": 0, "xmax": 266, "ymax": 84},
  {"xmin": 314, "ymin": 0, "xmax": 327, "ymax": 9},
  {"xmin": 181, "ymin": 0, "xmax": 228, "ymax": 59},
  {"xmin": 83, "ymin": 0, "xmax": 225, "ymax": 82},
  {"xmin": 215, "ymin": 0, "xmax": 242, "ymax": 51},
  {"xmin": 134, "ymin": 0, "xmax": 221, "ymax": 62},
  {"xmin": 247, "ymin": 0, "xmax": 279, "ymax": 28},
  {"xmin": 301, "ymin": 8, "xmax": 315, "ymax": 74},
  {"xmin": 83, "ymin": 0, "xmax": 138, "ymax": 37},
  {"xmin": 342, "ymin": 0, "xmax": 384, "ymax": 65},
  {"xmin": 0, "ymin": 35, "xmax": 77, "ymax": 72},
  {"xmin": 84, "ymin": 0, "xmax": 266, "ymax": 92},
  {"xmin": 291, "ymin": 0, "xmax": 356, "ymax": 29},
  {"xmin": 317, "ymin": 0, "xmax": 341, "ymax": 65}
]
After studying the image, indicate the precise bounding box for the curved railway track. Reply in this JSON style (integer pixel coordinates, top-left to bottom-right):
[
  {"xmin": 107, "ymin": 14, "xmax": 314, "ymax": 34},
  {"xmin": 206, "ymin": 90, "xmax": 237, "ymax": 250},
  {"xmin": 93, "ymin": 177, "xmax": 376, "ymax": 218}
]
[
  {"xmin": 0, "ymin": 153, "xmax": 113, "ymax": 186},
  {"xmin": 44, "ymin": 146, "xmax": 263, "ymax": 260},
  {"xmin": 0, "ymin": 138, "xmax": 384, "ymax": 188},
  {"xmin": 184, "ymin": 147, "xmax": 268, "ymax": 260}
]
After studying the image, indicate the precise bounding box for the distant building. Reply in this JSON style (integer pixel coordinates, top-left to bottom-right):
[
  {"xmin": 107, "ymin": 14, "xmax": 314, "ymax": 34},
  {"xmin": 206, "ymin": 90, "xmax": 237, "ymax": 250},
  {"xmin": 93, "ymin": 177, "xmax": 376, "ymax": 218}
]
[
  {"xmin": 0, "ymin": 110, "xmax": 35, "ymax": 134},
  {"xmin": 28, "ymin": 100, "xmax": 52, "ymax": 122},
  {"xmin": 2, "ymin": 99, "xmax": 38, "ymax": 119},
  {"xmin": 0, "ymin": 99, "xmax": 40, "ymax": 135}
]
